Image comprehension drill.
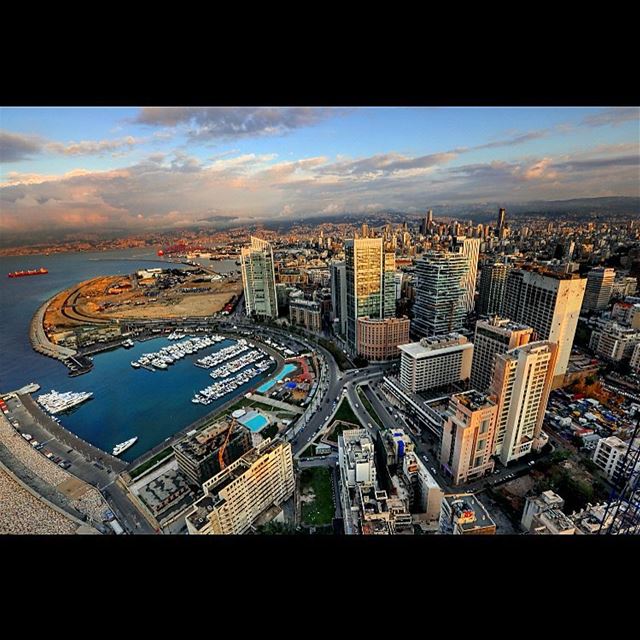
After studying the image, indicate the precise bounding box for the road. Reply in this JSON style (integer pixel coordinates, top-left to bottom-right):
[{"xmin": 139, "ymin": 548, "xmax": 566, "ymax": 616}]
[{"xmin": 3, "ymin": 394, "xmax": 155, "ymax": 534}]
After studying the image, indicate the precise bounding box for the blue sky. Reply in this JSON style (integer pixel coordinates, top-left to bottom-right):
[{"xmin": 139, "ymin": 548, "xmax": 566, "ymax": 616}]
[{"xmin": 1, "ymin": 106, "xmax": 638, "ymax": 235}]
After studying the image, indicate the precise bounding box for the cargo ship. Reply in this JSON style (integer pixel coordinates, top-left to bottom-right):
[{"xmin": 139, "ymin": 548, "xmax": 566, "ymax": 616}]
[{"xmin": 8, "ymin": 268, "xmax": 48, "ymax": 278}]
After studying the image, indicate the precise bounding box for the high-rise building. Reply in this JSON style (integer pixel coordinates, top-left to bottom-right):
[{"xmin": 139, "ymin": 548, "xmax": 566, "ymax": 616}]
[
  {"xmin": 476, "ymin": 261, "xmax": 511, "ymax": 316},
  {"xmin": 330, "ymin": 261, "xmax": 347, "ymax": 336},
  {"xmin": 470, "ymin": 317, "xmax": 533, "ymax": 392},
  {"xmin": 497, "ymin": 207, "xmax": 506, "ymax": 233},
  {"xmin": 383, "ymin": 252, "xmax": 397, "ymax": 318},
  {"xmin": 592, "ymin": 436, "xmax": 640, "ymax": 485},
  {"xmin": 186, "ymin": 439, "xmax": 294, "ymax": 535},
  {"xmin": 504, "ymin": 266, "xmax": 586, "ymax": 387},
  {"xmin": 356, "ymin": 316, "xmax": 410, "ymax": 361},
  {"xmin": 398, "ymin": 333, "xmax": 473, "ymax": 392},
  {"xmin": 420, "ymin": 209, "xmax": 433, "ymax": 235},
  {"xmin": 453, "ymin": 236, "xmax": 481, "ymax": 313},
  {"xmin": 490, "ymin": 341, "xmax": 557, "ymax": 465},
  {"xmin": 361, "ymin": 223, "xmax": 369, "ymax": 238},
  {"xmin": 345, "ymin": 238, "xmax": 392, "ymax": 351},
  {"xmin": 440, "ymin": 391, "xmax": 497, "ymax": 485},
  {"xmin": 240, "ymin": 236, "xmax": 279, "ymax": 319},
  {"xmin": 582, "ymin": 267, "xmax": 615, "ymax": 311},
  {"xmin": 412, "ymin": 251, "xmax": 468, "ymax": 337},
  {"xmin": 589, "ymin": 321, "xmax": 640, "ymax": 361}
]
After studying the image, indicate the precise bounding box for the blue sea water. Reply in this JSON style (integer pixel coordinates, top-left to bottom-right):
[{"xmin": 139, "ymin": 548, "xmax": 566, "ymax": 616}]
[{"xmin": 0, "ymin": 249, "xmax": 261, "ymax": 461}]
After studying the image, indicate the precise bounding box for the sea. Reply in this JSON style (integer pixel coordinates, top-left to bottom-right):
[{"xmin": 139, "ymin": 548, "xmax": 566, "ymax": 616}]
[{"xmin": 0, "ymin": 249, "xmax": 266, "ymax": 462}]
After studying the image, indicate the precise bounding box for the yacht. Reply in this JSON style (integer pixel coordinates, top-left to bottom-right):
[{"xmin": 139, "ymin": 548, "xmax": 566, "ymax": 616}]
[{"xmin": 112, "ymin": 437, "xmax": 138, "ymax": 456}]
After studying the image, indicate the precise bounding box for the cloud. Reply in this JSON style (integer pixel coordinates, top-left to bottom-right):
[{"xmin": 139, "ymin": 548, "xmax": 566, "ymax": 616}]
[
  {"xmin": 0, "ymin": 131, "xmax": 45, "ymax": 162},
  {"xmin": 581, "ymin": 107, "xmax": 640, "ymax": 128},
  {"xmin": 133, "ymin": 107, "xmax": 339, "ymax": 140},
  {"xmin": 45, "ymin": 135, "xmax": 142, "ymax": 156}
]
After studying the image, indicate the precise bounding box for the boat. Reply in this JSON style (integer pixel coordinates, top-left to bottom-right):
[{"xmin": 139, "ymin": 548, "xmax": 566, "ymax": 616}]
[
  {"xmin": 37, "ymin": 390, "xmax": 93, "ymax": 415},
  {"xmin": 131, "ymin": 361, "xmax": 141, "ymax": 368},
  {"xmin": 8, "ymin": 268, "xmax": 48, "ymax": 278},
  {"xmin": 112, "ymin": 437, "xmax": 138, "ymax": 456},
  {"xmin": 122, "ymin": 338, "xmax": 134, "ymax": 348}
]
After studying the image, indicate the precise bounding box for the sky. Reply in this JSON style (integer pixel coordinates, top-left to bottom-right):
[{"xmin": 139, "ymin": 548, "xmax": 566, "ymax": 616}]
[{"xmin": 0, "ymin": 106, "xmax": 638, "ymax": 236}]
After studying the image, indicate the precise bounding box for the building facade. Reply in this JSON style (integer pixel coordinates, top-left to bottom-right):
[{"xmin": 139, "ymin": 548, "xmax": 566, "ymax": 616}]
[
  {"xmin": 330, "ymin": 261, "xmax": 347, "ymax": 336},
  {"xmin": 490, "ymin": 341, "xmax": 557, "ymax": 465},
  {"xmin": 186, "ymin": 439, "xmax": 294, "ymax": 535},
  {"xmin": 476, "ymin": 261, "xmax": 510, "ymax": 316},
  {"xmin": 582, "ymin": 267, "xmax": 615, "ymax": 311},
  {"xmin": 289, "ymin": 298, "xmax": 322, "ymax": 332},
  {"xmin": 503, "ymin": 266, "xmax": 586, "ymax": 387},
  {"xmin": 240, "ymin": 236, "xmax": 279, "ymax": 319},
  {"xmin": 470, "ymin": 317, "xmax": 533, "ymax": 393},
  {"xmin": 356, "ymin": 316, "xmax": 410, "ymax": 361},
  {"xmin": 411, "ymin": 251, "xmax": 469, "ymax": 337},
  {"xmin": 440, "ymin": 391, "xmax": 498, "ymax": 485},
  {"xmin": 345, "ymin": 238, "xmax": 395, "ymax": 351},
  {"xmin": 454, "ymin": 236, "xmax": 481, "ymax": 313},
  {"xmin": 593, "ymin": 436, "xmax": 640, "ymax": 484},
  {"xmin": 589, "ymin": 321, "xmax": 640, "ymax": 361},
  {"xmin": 398, "ymin": 333, "xmax": 473, "ymax": 393}
]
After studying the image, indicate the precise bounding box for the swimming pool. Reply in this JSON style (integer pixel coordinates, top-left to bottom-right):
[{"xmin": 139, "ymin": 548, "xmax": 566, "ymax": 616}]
[
  {"xmin": 239, "ymin": 411, "xmax": 270, "ymax": 432},
  {"xmin": 255, "ymin": 363, "xmax": 298, "ymax": 394}
]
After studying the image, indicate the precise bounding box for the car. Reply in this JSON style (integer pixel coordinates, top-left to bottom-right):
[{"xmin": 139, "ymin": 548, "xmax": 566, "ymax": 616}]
[
  {"xmin": 35, "ymin": 443, "xmax": 45, "ymax": 451},
  {"xmin": 355, "ymin": 403, "xmax": 359, "ymax": 408},
  {"xmin": 22, "ymin": 433, "xmax": 32, "ymax": 441},
  {"xmin": 431, "ymin": 467, "xmax": 437, "ymax": 475},
  {"xmin": 45, "ymin": 452, "xmax": 54, "ymax": 459},
  {"xmin": 30, "ymin": 440, "xmax": 40, "ymax": 447},
  {"xmin": 528, "ymin": 461, "xmax": 535, "ymax": 466}
]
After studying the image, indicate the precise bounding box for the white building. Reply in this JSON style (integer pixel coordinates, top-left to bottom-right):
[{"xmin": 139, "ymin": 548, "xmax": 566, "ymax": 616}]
[
  {"xmin": 589, "ymin": 321, "xmax": 640, "ymax": 362},
  {"xmin": 470, "ymin": 317, "xmax": 533, "ymax": 393},
  {"xmin": 185, "ymin": 439, "xmax": 294, "ymax": 535},
  {"xmin": 490, "ymin": 341, "xmax": 557, "ymax": 465},
  {"xmin": 398, "ymin": 333, "xmax": 473, "ymax": 392},
  {"xmin": 593, "ymin": 436, "xmax": 640, "ymax": 484},
  {"xmin": 582, "ymin": 267, "xmax": 615, "ymax": 311},
  {"xmin": 631, "ymin": 342, "xmax": 640, "ymax": 374},
  {"xmin": 521, "ymin": 490, "xmax": 565, "ymax": 531},
  {"xmin": 454, "ymin": 236, "xmax": 481, "ymax": 313}
]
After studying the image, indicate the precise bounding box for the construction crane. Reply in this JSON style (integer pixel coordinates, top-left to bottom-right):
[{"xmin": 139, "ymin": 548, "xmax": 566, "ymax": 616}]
[{"xmin": 218, "ymin": 420, "xmax": 236, "ymax": 471}]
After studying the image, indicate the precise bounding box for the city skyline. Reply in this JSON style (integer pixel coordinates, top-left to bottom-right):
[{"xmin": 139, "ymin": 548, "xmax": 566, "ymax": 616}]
[{"xmin": 1, "ymin": 106, "xmax": 639, "ymax": 238}]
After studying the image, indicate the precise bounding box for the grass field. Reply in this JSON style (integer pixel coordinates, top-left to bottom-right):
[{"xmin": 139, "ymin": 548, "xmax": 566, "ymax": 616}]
[
  {"xmin": 300, "ymin": 467, "xmax": 334, "ymax": 526},
  {"xmin": 357, "ymin": 387, "xmax": 383, "ymax": 428}
]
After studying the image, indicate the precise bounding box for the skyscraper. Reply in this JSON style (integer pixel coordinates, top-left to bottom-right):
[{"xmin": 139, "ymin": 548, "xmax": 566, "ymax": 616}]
[
  {"xmin": 420, "ymin": 209, "xmax": 433, "ymax": 235},
  {"xmin": 454, "ymin": 236, "xmax": 481, "ymax": 313},
  {"xmin": 582, "ymin": 267, "xmax": 616, "ymax": 311},
  {"xmin": 476, "ymin": 260, "xmax": 511, "ymax": 316},
  {"xmin": 345, "ymin": 238, "xmax": 385, "ymax": 351},
  {"xmin": 412, "ymin": 251, "xmax": 468, "ymax": 337},
  {"xmin": 383, "ymin": 251, "xmax": 397, "ymax": 318},
  {"xmin": 490, "ymin": 341, "xmax": 557, "ymax": 465},
  {"xmin": 470, "ymin": 317, "xmax": 533, "ymax": 393},
  {"xmin": 240, "ymin": 236, "xmax": 279, "ymax": 319},
  {"xmin": 497, "ymin": 207, "xmax": 506, "ymax": 233},
  {"xmin": 504, "ymin": 266, "xmax": 586, "ymax": 387},
  {"xmin": 330, "ymin": 261, "xmax": 347, "ymax": 336}
]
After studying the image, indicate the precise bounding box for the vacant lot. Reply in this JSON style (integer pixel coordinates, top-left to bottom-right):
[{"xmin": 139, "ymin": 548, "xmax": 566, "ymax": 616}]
[{"xmin": 300, "ymin": 467, "xmax": 334, "ymax": 526}]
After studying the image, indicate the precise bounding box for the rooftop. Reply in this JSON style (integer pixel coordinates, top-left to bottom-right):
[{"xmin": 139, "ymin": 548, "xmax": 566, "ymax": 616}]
[
  {"xmin": 398, "ymin": 333, "xmax": 470, "ymax": 358},
  {"xmin": 453, "ymin": 390, "xmax": 495, "ymax": 412},
  {"xmin": 445, "ymin": 493, "xmax": 495, "ymax": 532}
]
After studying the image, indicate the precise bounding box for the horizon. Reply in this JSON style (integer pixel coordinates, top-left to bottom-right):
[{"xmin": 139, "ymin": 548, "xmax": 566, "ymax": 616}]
[{"xmin": 1, "ymin": 107, "xmax": 639, "ymax": 242}]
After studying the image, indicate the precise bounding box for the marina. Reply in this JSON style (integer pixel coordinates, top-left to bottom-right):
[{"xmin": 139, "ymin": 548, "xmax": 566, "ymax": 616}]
[{"xmin": 37, "ymin": 390, "xmax": 93, "ymax": 415}]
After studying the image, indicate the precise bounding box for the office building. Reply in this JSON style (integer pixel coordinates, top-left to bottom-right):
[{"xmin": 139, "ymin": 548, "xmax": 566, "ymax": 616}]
[
  {"xmin": 589, "ymin": 322, "xmax": 640, "ymax": 362},
  {"xmin": 439, "ymin": 493, "xmax": 496, "ymax": 534},
  {"xmin": 240, "ymin": 236, "xmax": 279, "ymax": 319},
  {"xmin": 530, "ymin": 509, "xmax": 576, "ymax": 535},
  {"xmin": 420, "ymin": 209, "xmax": 433, "ymax": 235},
  {"xmin": 496, "ymin": 207, "xmax": 506, "ymax": 234},
  {"xmin": 503, "ymin": 266, "xmax": 586, "ymax": 387},
  {"xmin": 345, "ymin": 238, "xmax": 387, "ymax": 351},
  {"xmin": 173, "ymin": 420, "xmax": 253, "ymax": 487},
  {"xmin": 289, "ymin": 298, "xmax": 322, "ymax": 332},
  {"xmin": 476, "ymin": 261, "xmax": 511, "ymax": 316},
  {"xmin": 356, "ymin": 316, "xmax": 410, "ymax": 361},
  {"xmin": 454, "ymin": 236, "xmax": 481, "ymax": 313},
  {"xmin": 593, "ymin": 436, "xmax": 640, "ymax": 484},
  {"xmin": 186, "ymin": 439, "xmax": 294, "ymax": 535},
  {"xmin": 611, "ymin": 276, "xmax": 638, "ymax": 298},
  {"xmin": 330, "ymin": 261, "xmax": 347, "ymax": 336},
  {"xmin": 582, "ymin": 267, "xmax": 615, "ymax": 311},
  {"xmin": 383, "ymin": 252, "xmax": 397, "ymax": 318},
  {"xmin": 521, "ymin": 490, "xmax": 565, "ymax": 531},
  {"xmin": 440, "ymin": 391, "xmax": 498, "ymax": 485},
  {"xmin": 490, "ymin": 341, "xmax": 557, "ymax": 465},
  {"xmin": 470, "ymin": 317, "xmax": 533, "ymax": 392},
  {"xmin": 412, "ymin": 251, "xmax": 469, "ymax": 337},
  {"xmin": 398, "ymin": 333, "xmax": 473, "ymax": 393}
]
